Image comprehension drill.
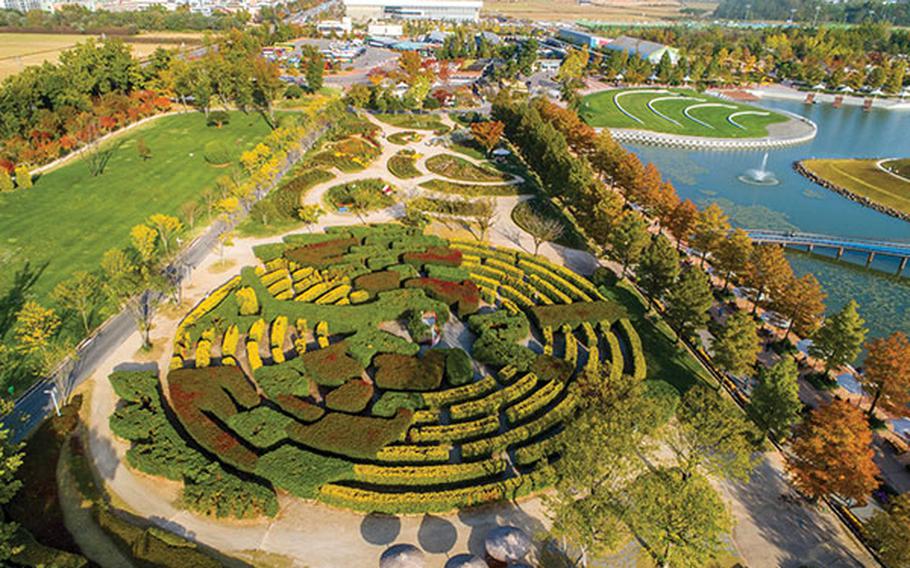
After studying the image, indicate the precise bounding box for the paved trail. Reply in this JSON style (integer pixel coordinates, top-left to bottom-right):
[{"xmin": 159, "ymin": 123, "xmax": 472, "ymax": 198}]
[{"xmin": 84, "ymin": 112, "xmax": 876, "ymax": 568}]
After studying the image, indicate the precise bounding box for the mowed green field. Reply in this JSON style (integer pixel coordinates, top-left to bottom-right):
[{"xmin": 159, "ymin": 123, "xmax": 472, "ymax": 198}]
[
  {"xmin": 579, "ymin": 88, "xmax": 789, "ymax": 138},
  {"xmin": 801, "ymin": 158, "xmax": 910, "ymax": 218},
  {"xmin": 0, "ymin": 111, "xmax": 272, "ymax": 305}
]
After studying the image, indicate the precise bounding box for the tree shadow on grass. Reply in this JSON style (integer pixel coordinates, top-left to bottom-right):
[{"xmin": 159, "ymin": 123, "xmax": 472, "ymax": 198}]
[{"xmin": 0, "ymin": 260, "xmax": 47, "ymax": 336}]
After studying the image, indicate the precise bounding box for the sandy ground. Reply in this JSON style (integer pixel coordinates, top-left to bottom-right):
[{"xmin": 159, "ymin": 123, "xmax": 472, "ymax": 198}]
[{"xmin": 83, "ymin": 112, "xmax": 876, "ymax": 568}]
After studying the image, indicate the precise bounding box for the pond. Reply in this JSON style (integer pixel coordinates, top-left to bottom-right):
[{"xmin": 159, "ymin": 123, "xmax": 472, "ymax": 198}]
[{"xmin": 628, "ymin": 98, "xmax": 910, "ymax": 342}]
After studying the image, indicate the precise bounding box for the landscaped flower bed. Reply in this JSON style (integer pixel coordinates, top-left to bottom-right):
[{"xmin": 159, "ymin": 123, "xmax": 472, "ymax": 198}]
[
  {"xmin": 425, "ymin": 154, "xmax": 511, "ymax": 182},
  {"xmin": 112, "ymin": 224, "xmax": 646, "ymax": 517}
]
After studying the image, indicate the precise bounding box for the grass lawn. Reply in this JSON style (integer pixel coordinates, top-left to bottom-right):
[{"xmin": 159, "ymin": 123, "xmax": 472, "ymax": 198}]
[
  {"xmin": 801, "ymin": 158, "xmax": 910, "ymax": 218},
  {"xmin": 579, "ymin": 88, "xmax": 788, "ymax": 138},
  {"xmin": 374, "ymin": 113, "xmax": 450, "ymax": 133},
  {"xmin": 0, "ymin": 111, "xmax": 272, "ymax": 309},
  {"xmin": 880, "ymin": 157, "xmax": 910, "ymax": 179},
  {"xmin": 425, "ymin": 154, "xmax": 511, "ymax": 183}
]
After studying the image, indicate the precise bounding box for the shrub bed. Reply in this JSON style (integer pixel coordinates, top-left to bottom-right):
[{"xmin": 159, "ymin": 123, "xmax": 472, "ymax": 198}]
[
  {"xmin": 422, "ymin": 375, "xmax": 498, "ymax": 407},
  {"xmin": 402, "ymin": 245, "xmax": 462, "ymax": 268},
  {"xmin": 387, "ymin": 130, "xmax": 422, "ymax": 145},
  {"xmin": 445, "ymin": 348, "xmax": 474, "ymax": 386},
  {"xmin": 449, "ymin": 372, "xmax": 538, "ymax": 420},
  {"xmin": 288, "ymin": 409, "xmax": 414, "ymax": 459},
  {"xmin": 419, "ymin": 178, "xmax": 520, "ymax": 197},
  {"xmin": 374, "ymin": 351, "xmax": 446, "ymax": 391},
  {"xmin": 325, "ymin": 379, "xmax": 374, "ymax": 413},
  {"xmin": 325, "ymin": 179, "xmax": 396, "ymax": 212},
  {"xmin": 373, "ymin": 392, "xmax": 424, "ymax": 418},
  {"xmin": 425, "ymin": 155, "xmax": 510, "ymax": 182},
  {"xmin": 404, "ymin": 278, "xmax": 480, "ymax": 316},
  {"xmin": 353, "ymin": 458, "xmax": 506, "ymax": 486},
  {"xmin": 353, "ymin": 270, "xmax": 401, "ymax": 295},
  {"xmin": 410, "ymin": 414, "xmax": 501, "ymax": 443},
  {"xmin": 296, "ymin": 342, "xmax": 364, "ymax": 386},
  {"xmin": 388, "ymin": 150, "xmax": 422, "ymax": 179},
  {"xmin": 529, "ymin": 300, "xmax": 626, "ymax": 330},
  {"xmin": 616, "ymin": 318, "xmax": 646, "ymax": 380}
]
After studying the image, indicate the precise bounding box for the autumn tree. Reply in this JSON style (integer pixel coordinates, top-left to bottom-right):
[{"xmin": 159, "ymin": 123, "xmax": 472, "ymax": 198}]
[
  {"xmin": 52, "ymin": 271, "xmax": 101, "ymax": 333},
  {"xmin": 714, "ymin": 228, "xmax": 753, "ymax": 290},
  {"xmin": 809, "ymin": 299, "xmax": 867, "ymax": 375},
  {"xmin": 14, "ymin": 301, "xmax": 61, "ymax": 372},
  {"xmin": 747, "ymin": 244, "xmax": 793, "ymax": 315},
  {"xmin": 776, "ymin": 273, "xmax": 826, "ymax": 339},
  {"xmin": 180, "ymin": 201, "xmax": 199, "ymax": 229},
  {"xmin": 750, "ymin": 356, "xmax": 803, "ymax": 440},
  {"xmin": 672, "ymin": 383, "xmax": 758, "ymax": 481},
  {"xmin": 862, "ymin": 332, "xmax": 910, "ymax": 417},
  {"xmin": 788, "ymin": 399, "xmax": 879, "ymax": 503},
  {"xmin": 626, "ymin": 468, "xmax": 732, "ymax": 568},
  {"xmin": 470, "ymin": 120, "xmax": 505, "ymax": 156},
  {"xmin": 637, "ymin": 234, "xmax": 680, "ymax": 307},
  {"xmin": 516, "ymin": 202, "xmax": 563, "ymax": 254},
  {"xmin": 607, "ymin": 210, "xmax": 649, "ymax": 277},
  {"xmin": 866, "ymin": 493, "xmax": 910, "ymax": 568},
  {"xmin": 14, "ymin": 165, "xmax": 30, "ymax": 189},
  {"xmin": 130, "ymin": 224, "xmax": 158, "ymax": 265},
  {"xmin": 0, "ymin": 169, "xmax": 12, "ymax": 192},
  {"xmin": 712, "ymin": 311, "xmax": 760, "ymax": 378},
  {"xmin": 147, "ymin": 213, "xmax": 182, "ymax": 255},
  {"xmin": 667, "ymin": 199, "xmax": 699, "ymax": 250},
  {"xmin": 296, "ymin": 204, "xmax": 324, "ymax": 232},
  {"xmin": 665, "ymin": 266, "xmax": 714, "ymax": 341},
  {"xmin": 690, "ymin": 203, "xmax": 730, "ymax": 266}
]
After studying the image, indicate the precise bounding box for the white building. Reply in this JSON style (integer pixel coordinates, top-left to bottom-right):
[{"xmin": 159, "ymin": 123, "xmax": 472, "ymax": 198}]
[
  {"xmin": 367, "ymin": 22, "xmax": 404, "ymax": 37},
  {"xmin": 343, "ymin": 0, "xmax": 481, "ymax": 22}
]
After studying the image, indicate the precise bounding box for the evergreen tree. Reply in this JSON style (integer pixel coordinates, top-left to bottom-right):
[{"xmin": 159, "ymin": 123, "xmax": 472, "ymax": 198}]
[
  {"xmin": 638, "ymin": 234, "xmax": 680, "ymax": 307},
  {"xmin": 750, "ymin": 356, "xmax": 803, "ymax": 440},
  {"xmin": 712, "ymin": 311, "xmax": 760, "ymax": 378},
  {"xmin": 665, "ymin": 267, "xmax": 713, "ymax": 341},
  {"xmin": 808, "ymin": 299, "xmax": 867, "ymax": 375},
  {"xmin": 866, "ymin": 493, "xmax": 910, "ymax": 568}
]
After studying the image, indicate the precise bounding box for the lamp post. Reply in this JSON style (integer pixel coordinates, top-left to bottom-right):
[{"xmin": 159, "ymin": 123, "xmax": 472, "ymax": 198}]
[{"xmin": 45, "ymin": 387, "xmax": 60, "ymax": 417}]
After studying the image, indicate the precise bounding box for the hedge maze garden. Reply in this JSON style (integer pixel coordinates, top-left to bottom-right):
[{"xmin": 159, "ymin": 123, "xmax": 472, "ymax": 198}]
[{"xmin": 110, "ymin": 224, "xmax": 647, "ymax": 517}]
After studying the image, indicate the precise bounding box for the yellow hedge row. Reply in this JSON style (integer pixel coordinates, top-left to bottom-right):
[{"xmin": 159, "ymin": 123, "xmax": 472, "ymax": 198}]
[
  {"xmin": 235, "ymin": 287, "xmax": 259, "ymax": 316},
  {"xmin": 178, "ymin": 275, "xmax": 240, "ymax": 335},
  {"xmin": 222, "ymin": 324, "xmax": 240, "ymax": 365},
  {"xmin": 422, "ymin": 375, "xmax": 497, "ymax": 408},
  {"xmin": 450, "ymin": 372, "xmax": 537, "ymax": 421},
  {"xmin": 195, "ymin": 339, "xmax": 212, "ymax": 368},
  {"xmin": 248, "ymin": 319, "xmax": 267, "ymax": 342},
  {"xmin": 247, "ymin": 341, "xmax": 263, "ymax": 370},
  {"xmin": 315, "ymin": 284, "xmax": 351, "ymax": 305},
  {"xmin": 409, "ymin": 414, "xmax": 500, "ymax": 443},
  {"xmin": 353, "ymin": 458, "xmax": 506, "ymax": 485},
  {"xmin": 376, "ymin": 444, "xmax": 451, "ymax": 463},
  {"xmin": 505, "ymin": 376, "xmax": 564, "ymax": 424},
  {"xmin": 297, "ymin": 282, "xmax": 333, "ymax": 302}
]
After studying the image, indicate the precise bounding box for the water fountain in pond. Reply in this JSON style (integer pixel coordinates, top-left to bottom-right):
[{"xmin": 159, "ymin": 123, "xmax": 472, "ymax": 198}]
[{"xmin": 738, "ymin": 152, "xmax": 780, "ymax": 186}]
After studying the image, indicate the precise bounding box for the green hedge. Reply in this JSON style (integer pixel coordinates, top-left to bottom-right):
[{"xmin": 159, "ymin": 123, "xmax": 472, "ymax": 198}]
[
  {"xmin": 226, "ymin": 407, "xmax": 293, "ymax": 448},
  {"xmin": 426, "ymin": 264, "xmax": 470, "ymax": 282},
  {"xmin": 353, "ymin": 270, "xmax": 401, "ymax": 295},
  {"xmin": 445, "ymin": 348, "xmax": 474, "ymax": 386},
  {"xmin": 404, "ymin": 277, "xmax": 480, "ymax": 316},
  {"xmin": 296, "ymin": 342, "xmax": 364, "ymax": 386},
  {"xmin": 419, "ymin": 178, "xmax": 521, "ymax": 197},
  {"xmin": 255, "ymin": 445, "xmax": 354, "ymax": 499},
  {"xmin": 96, "ymin": 507, "xmax": 221, "ymax": 568},
  {"xmin": 346, "ymin": 327, "xmax": 419, "ymax": 367},
  {"xmin": 253, "ymin": 363, "xmax": 310, "ymax": 398}
]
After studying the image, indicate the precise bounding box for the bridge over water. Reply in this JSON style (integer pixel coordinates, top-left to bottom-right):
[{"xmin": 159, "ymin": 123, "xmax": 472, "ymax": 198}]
[{"xmin": 745, "ymin": 230, "xmax": 910, "ymax": 276}]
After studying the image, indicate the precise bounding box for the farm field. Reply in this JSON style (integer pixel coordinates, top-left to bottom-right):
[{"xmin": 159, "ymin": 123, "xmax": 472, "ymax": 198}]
[
  {"xmin": 482, "ymin": 0, "xmax": 718, "ymax": 22},
  {"xmin": 0, "ymin": 32, "xmax": 204, "ymax": 78},
  {"xmin": 0, "ymin": 111, "xmax": 272, "ymax": 307},
  {"xmin": 579, "ymin": 87, "xmax": 789, "ymax": 138},
  {"xmin": 800, "ymin": 158, "xmax": 910, "ymax": 218}
]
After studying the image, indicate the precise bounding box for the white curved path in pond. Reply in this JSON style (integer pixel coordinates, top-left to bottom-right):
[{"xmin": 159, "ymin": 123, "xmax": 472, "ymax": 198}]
[
  {"xmin": 682, "ymin": 102, "xmax": 738, "ymax": 129},
  {"xmin": 83, "ymin": 112, "xmax": 874, "ymax": 568}
]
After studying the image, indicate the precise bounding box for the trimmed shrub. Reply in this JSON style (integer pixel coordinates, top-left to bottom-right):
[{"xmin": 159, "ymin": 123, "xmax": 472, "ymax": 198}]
[
  {"xmin": 325, "ymin": 379, "xmax": 374, "ymax": 413},
  {"xmin": 235, "ymin": 287, "xmax": 260, "ymax": 315},
  {"xmin": 255, "ymin": 445, "xmax": 354, "ymax": 499},
  {"xmin": 445, "ymin": 348, "xmax": 473, "ymax": 386},
  {"xmin": 449, "ymin": 372, "xmax": 538, "ymax": 421},
  {"xmin": 296, "ymin": 342, "xmax": 364, "ymax": 386},
  {"xmin": 203, "ymin": 140, "xmax": 233, "ymax": 165},
  {"xmin": 426, "ymin": 264, "xmax": 470, "ymax": 282},
  {"xmin": 529, "ymin": 300, "xmax": 626, "ymax": 330},
  {"xmin": 404, "ymin": 278, "xmax": 479, "ymax": 316},
  {"xmin": 346, "ymin": 327, "xmax": 419, "ymax": 367},
  {"xmin": 353, "ymin": 458, "xmax": 505, "ymax": 485},
  {"xmin": 531, "ymin": 354, "xmax": 574, "ymax": 384},
  {"xmin": 284, "ymin": 237, "xmax": 358, "ymax": 268},
  {"xmin": 253, "ymin": 363, "xmax": 309, "ymax": 398},
  {"xmin": 616, "ymin": 318, "xmax": 646, "ymax": 380},
  {"xmin": 274, "ymin": 395, "xmax": 325, "ymax": 422},
  {"xmin": 374, "ymin": 350, "xmax": 446, "ymax": 391},
  {"xmin": 373, "ymin": 392, "xmax": 424, "ymax": 418},
  {"xmin": 226, "ymin": 407, "xmax": 292, "ymax": 448},
  {"xmin": 410, "ymin": 414, "xmax": 501, "ymax": 443},
  {"xmin": 288, "ymin": 409, "xmax": 414, "ymax": 459},
  {"xmin": 402, "ymin": 246, "xmax": 462, "ymax": 268},
  {"xmin": 422, "ymin": 375, "xmax": 497, "ymax": 407},
  {"xmin": 353, "ymin": 270, "xmax": 401, "ymax": 295}
]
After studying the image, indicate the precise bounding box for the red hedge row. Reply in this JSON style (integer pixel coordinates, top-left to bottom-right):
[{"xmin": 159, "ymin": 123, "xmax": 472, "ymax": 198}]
[
  {"xmin": 402, "ymin": 246, "xmax": 462, "ymax": 268},
  {"xmin": 287, "ymin": 409, "xmax": 414, "ymax": 459},
  {"xmin": 284, "ymin": 237, "xmax": 358, "ymax": 268}
]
